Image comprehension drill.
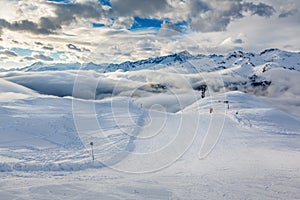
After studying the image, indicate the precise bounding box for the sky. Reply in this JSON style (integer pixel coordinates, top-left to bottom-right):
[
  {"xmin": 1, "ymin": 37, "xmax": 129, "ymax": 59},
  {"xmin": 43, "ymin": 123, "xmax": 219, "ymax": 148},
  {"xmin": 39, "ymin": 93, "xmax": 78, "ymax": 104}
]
[{"xmin": 0, "ymin": 0, "xmax": 299, "ymax": 69}]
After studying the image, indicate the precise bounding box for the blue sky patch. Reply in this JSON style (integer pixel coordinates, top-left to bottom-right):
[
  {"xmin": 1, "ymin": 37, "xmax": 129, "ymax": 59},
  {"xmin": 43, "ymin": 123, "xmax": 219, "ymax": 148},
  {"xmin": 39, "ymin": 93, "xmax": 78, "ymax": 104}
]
[
  {"xmin": 11, "ymin": 48, "xmax": 31, "ymax": 56},
  {"xmin": 174, "ymin": 21, "xmax": 189, "ymax": 32},
  {"xmin": 48, "ymin": 0, "xmax": 111, "ymax": 6},
  {"xmin": 175, "ymin": 21, "xmax": 188, "ymax": 28},
  {"xmin": 92, "ymin": 23, "xmax": 106, "ymax": 28},
  {"xmin": 98, "ymin": 0, "xmax": 111, "ymax": 6},
  {"xmin": 11, "ymin": 48, "xmax": 43, "ymax": 57},
  {"xmin": 130, "ymin": 17, "xmax": 163, "ymax": 30},
  {"xmin": 47, "ymin": 0, "xmax": 72, "ymax": 3}
]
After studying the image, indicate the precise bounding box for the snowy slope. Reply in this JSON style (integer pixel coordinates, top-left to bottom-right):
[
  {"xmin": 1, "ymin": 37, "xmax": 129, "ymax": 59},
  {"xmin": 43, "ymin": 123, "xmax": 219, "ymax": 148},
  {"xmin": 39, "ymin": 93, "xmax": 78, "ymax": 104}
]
[
  {"xmin": 0, "ymin": 90, "xmax": 299, "ymax": 171},
  {"xmin": 0, "ymin": 49, "xmax": 300, "ymax": 199},
  {"xmin": 0, "ymin": 79, "xmax": 38, "ymax": 102},
  {"xmin": 0, "ymin": 89, "xmax": 299, "ymax": 199}
]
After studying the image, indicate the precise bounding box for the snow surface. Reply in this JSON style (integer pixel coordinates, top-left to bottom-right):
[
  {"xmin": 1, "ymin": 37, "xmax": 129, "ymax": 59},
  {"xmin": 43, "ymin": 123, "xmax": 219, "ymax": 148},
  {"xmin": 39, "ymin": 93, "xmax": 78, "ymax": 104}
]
[{"xmin": 0, "ymin": 49, "xmax": 300, "ymax": 199}]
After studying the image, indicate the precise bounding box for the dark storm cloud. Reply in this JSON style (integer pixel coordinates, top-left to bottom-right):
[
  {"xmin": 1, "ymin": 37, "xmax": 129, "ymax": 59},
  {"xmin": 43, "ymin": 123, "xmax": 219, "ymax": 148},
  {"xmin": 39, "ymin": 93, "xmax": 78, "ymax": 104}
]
[{"xmin": 110, "ymin": 0, "xmax": 169, "ymax": 17}]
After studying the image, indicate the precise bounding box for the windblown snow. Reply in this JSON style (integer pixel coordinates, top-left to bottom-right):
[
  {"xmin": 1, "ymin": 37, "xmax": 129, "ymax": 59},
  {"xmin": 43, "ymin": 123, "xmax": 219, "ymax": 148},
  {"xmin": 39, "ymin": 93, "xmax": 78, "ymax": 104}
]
[{"xmin": 0, "ymin": 49, "xmax": 299, "ymax": 199}]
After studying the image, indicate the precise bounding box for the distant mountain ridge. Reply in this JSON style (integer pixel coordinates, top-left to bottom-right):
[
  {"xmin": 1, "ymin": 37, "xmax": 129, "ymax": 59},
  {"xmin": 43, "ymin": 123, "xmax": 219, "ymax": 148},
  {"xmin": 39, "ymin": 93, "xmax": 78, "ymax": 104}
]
[{"xmin": 1, "ymin": 48, "xmax": 300, "ymax": 73}]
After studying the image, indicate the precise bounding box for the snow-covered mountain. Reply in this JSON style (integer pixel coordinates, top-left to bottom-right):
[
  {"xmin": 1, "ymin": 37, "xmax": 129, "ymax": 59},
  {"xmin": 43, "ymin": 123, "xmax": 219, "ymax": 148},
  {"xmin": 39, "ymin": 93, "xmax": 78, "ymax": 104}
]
[
  {"xmin": 9, "ymin": 48, "xmax": 300, "ymax": 73},
  {"xmin": 18, "ymin": 61, "xmax": 106, "ymax": 72},
  {"xmin": 7, "ymin": 49, "xmax": 299, "ymax": 95}
]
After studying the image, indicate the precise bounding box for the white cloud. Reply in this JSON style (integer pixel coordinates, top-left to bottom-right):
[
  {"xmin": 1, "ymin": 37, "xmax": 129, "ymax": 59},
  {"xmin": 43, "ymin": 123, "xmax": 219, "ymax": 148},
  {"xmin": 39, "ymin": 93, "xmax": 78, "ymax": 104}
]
[
  {"xmin": 111, "ymin": 17, "xmax": 134, "ymax": 29},
  {"xmin": 220, "ymin": 34, "xmax": 246, "ymax": 47}
]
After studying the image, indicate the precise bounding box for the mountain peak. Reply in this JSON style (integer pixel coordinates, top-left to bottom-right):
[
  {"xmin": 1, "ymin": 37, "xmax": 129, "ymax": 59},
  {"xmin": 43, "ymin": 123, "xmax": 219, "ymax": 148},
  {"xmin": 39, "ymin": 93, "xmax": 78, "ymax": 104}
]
[
  {"xmin": 173, "ymin": 50, "xmax": 193, "ymax": 60},
  {"xmin": 260, "ymin": 48, "xmax": 280, "ymax": 55}
]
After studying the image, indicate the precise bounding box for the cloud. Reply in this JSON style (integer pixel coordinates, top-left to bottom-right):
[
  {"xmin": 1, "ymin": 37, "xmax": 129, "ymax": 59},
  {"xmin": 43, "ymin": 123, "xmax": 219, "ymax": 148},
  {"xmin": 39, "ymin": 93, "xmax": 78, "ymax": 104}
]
[
  {"xmin": 1, "ymin": 0, "xmax": 300, "ymax": 70},
  {"xmin": 67, "ymin": 44, "xmax": 81, "ymax": 52},
  {"xmin": 22, "ymin": 56, "xmax": 35, "ymax": 61},
  {"xmin": 38, "ymin": 17, "xmax": 62, "ymax": 32},
  {"xmin": 108, "ymin": 0, "xmax": 275, "ymax": 33},
  {"xmin": 279, "ymin": 10, "xmax": 296, "ymax": 18},
  {"xmin": 189, "ymin": 0, "xmax": 275, "ymax": 32},
  {"xmin": 161, "ymin": 21, "xmax": 181, "ymax": 33},
  {"xmin": 278, "ymin": 5, "xmax": 298, "ymax": 18},
  {"xmin": 0, "ymin": 19, "xmax": 53, "ymax": 35},
  {"xmin": 111, "ymin": 17, "xmax": 134, "ymax": 28},
  {"xmin": 233, "ymin": 38, "xmax": 243, "ymax": 44},
  {"xmin": 0, "ymin": 1, "xmax": 104, "ymax": 35},
  {"xmin": 0, "ymin": 0, "xmax": 277, "ymax": 35},
  {"xmin": 42, "ymin": 46, "xmax": 54, "ymax": 51},
  {"xmin": 262, "ymin": 68, "xmax": 300, "ymax": 116},
  {"xmin": 220, "ymin": 36, "xmax": 245, "ymax": 46},
  {"xmin": 110, "ymin": 0, "xmax": 169, "ymax": 17},
  {"xmin": 0, "ymin": 50, "xmax": 18, "ymax": 57},
  {"xmin": 35, "ymin": 42, "xmax": 43, "ymax": 46},
  {"xmin": 34, "ymin": 41, "xmax": 54, "ymax": 51},
  {"xmin": 243, "ymin": 2, "xmax": 275, "ymax": 17},
  {"xmin": 188, "ymin": 0, "xmax": 210, "ymax": 15},
  {"xmin": 32, "ymin": 53, "xmax": 54, "ymax": 61},
  {"xmin": 45, "ymin": 2, "xmax": 104, "ymax": 28}
]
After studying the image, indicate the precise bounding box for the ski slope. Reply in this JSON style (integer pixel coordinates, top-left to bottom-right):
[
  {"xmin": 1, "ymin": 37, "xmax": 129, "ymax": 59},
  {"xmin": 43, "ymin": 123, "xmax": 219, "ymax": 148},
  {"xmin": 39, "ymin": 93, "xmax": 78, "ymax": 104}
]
[{"xmin": 0, "ymin": 85, "xmax": 299, "ymax": 199}]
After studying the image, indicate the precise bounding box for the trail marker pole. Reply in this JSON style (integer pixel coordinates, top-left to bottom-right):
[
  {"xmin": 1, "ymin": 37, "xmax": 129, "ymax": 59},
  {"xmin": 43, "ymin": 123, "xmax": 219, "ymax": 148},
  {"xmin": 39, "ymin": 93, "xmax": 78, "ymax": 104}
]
[{"xmin": 90, "ymin": 142, "xmax": 94, "ymax": 161}]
